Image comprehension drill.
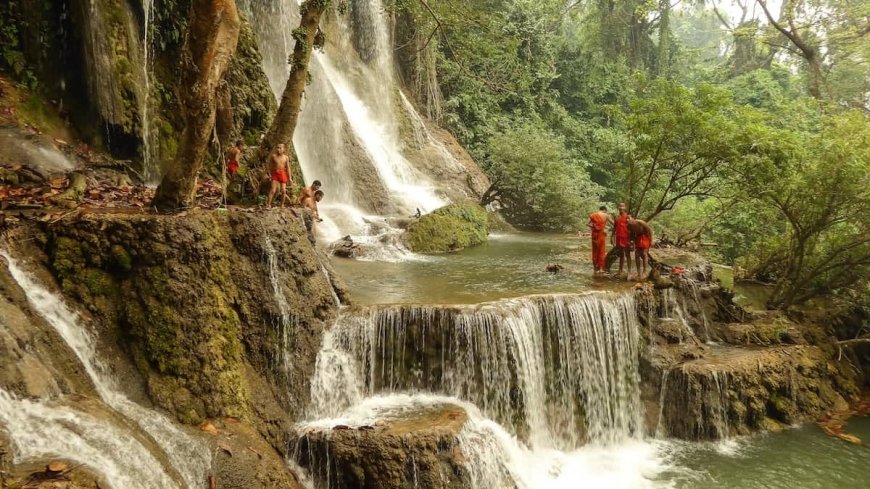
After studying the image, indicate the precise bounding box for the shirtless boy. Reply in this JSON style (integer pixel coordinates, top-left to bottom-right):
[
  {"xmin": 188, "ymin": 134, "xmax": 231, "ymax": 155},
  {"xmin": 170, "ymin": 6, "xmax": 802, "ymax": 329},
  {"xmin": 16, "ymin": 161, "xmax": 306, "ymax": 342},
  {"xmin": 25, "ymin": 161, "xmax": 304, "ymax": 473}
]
[
  {"xmin": 227, "ymin": 140, "xmax": 243, "ymax": 177},
  {"xmin": 301, "ymin": 190, "xmax": 324, "ymax": 222},
  {"xmin": 628, "ymin": 216, "xmax": 653, "ymax": 279},
  {"xmin": 298, "ymin": 180, "xmax": 322, "ymax": 205},
  {"xmin": 266, "ymin": 143, "xmax": 292, "ymax": 208}
]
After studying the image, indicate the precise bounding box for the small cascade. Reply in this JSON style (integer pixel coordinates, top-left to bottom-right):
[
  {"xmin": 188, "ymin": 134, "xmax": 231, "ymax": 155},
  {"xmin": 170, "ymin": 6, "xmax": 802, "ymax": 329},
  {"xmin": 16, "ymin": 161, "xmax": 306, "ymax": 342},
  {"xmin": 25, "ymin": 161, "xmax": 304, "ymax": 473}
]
[
  {"xmin": 654, "ymin": 369, "xmax": 671, "ymax": 438},
  {"xmin": 295, "ymin": 393, "xmax": 670, "ymax": 489},
  {"xmin": 657, "ymin": 367, "xmax": 734, "ymax": 440},
  {"xmin": 0, "ymin": 389, "xmax": 179, "ymax": 489},
  {"xmin": 1, "ymin": 252, "xmax": 210, "ymax": 488},
  {"xmin": 658, "ymin": 287, "xmax": 696, "ymax": 343},
  {"xmin": 307, "ymin": 292, "xmax": 643, "ymax": 450},
  {"xmin": 263, "ymin": 233, "xmax": 298, "ymax": 371},
  {"xmin": 680, "ymin": 278, "xmax": 711, "ymax": 341}
]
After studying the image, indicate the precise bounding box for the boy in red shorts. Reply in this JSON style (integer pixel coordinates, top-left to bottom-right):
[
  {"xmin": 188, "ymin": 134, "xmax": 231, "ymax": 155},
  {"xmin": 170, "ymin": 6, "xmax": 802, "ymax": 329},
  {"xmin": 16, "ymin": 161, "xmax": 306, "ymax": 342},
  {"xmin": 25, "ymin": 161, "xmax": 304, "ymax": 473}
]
[
  {"xmin": 266, "ymin": 143, "xmax": 292, "ymax": 208},
  {"xmin": 628, "ymin": 216, "xmax": 653, "ymax": 280},
  {"xmin": 226, "ymin": 140, "xmax": 243, "ymax": 176}
]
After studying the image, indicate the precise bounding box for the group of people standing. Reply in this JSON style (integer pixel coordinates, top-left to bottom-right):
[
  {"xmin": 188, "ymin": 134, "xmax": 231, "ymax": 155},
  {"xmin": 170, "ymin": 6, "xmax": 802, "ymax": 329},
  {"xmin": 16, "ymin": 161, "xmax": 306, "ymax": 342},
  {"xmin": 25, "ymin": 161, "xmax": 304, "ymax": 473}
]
[
  {"xmin": 225, "ymin": 141, "xmax": 324, "ymax": 220},
  {"xmin": 587, "ymin": 203, "xmax": 653, "ymax": 279}
]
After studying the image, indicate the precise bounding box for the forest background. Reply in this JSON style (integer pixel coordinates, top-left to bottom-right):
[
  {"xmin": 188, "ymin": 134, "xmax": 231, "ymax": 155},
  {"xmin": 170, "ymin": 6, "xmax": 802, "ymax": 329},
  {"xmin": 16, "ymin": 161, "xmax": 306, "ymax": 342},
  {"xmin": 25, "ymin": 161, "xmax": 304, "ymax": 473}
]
[{"xmin": 392, "ymin": 0, "xmax": 869, "ymax": 310}]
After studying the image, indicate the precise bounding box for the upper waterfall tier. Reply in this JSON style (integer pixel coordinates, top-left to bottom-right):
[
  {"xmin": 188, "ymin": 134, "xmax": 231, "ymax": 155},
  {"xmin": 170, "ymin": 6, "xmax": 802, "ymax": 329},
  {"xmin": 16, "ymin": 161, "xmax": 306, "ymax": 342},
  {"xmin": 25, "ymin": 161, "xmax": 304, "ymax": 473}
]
[
  {"xmin": 240, "ymin": 0, "xmax": 484, "ymax": 245},
  {"xmin": 309, "ymin": 292, "xmax": 644, "ymax": 450}
]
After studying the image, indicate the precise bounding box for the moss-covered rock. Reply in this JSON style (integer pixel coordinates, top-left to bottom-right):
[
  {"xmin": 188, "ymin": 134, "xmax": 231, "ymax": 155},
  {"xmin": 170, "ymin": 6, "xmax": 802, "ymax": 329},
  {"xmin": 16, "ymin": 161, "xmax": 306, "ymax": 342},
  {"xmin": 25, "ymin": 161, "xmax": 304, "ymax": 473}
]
[
  {"xmin": 42, "ymin": 210, "xmax": 345, "ymax": 439},
  {"xmin": 403, "ymin": 203, "xmax": 489, "ymax": 253}
]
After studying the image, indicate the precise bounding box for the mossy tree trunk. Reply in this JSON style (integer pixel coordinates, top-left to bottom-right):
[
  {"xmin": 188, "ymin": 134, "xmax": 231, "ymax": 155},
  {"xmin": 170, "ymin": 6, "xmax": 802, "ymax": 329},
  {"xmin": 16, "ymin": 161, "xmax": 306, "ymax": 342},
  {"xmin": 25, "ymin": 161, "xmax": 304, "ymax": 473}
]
[
  {"xmin": 152, "ymin": 0, "xmax": 241, "ymax": 211},
  {"xmin": 256, "ymin": 0, "xmax": 328, "ymax": 169}
]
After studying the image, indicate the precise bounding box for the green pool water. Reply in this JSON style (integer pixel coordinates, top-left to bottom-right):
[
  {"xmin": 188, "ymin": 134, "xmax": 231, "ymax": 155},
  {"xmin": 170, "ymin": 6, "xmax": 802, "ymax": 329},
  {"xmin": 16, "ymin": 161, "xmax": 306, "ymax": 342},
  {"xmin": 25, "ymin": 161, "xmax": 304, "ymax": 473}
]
[
  {"xmin": 665, "ymin": 418, "xmax": 870, "ymax": 488},
  {"xmin": 331, "ymin": 233, "xmax": 634, "ymax": 304}
]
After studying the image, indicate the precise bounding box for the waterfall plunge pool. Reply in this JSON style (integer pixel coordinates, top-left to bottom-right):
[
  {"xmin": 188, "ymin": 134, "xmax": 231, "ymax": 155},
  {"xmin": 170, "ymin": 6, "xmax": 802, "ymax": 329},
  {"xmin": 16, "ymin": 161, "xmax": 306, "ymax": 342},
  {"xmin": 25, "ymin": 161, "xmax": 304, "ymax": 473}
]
[
  {"xmin": 331, "ymin": 232, "xmax": 633, "ymax": 304},
  {"xmin": 295, "ymin": 394, "xmax": 870, "ymax": 489}
]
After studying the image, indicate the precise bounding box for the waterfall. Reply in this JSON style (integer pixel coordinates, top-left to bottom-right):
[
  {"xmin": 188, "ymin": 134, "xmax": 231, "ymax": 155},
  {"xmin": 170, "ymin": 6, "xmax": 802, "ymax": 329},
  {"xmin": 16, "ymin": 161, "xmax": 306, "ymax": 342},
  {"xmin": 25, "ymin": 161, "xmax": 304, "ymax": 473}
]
[
  {"xmin": 657, "ymin": 366, "xmax": 734, "ymax": 440},
  {"xmin": 1, "ymin": 252, "xmax": 210, "ymax": 488},
  {"xmin": 296, "ymin": 393, "xmax": 669, "ymax": 489},
  {"xmin": 263, "ymin": 233, "xmax": 298, "ymax": 371},
  {"xmin": 0, "ymin": 389, "xmax": 179, "ymax": 489},
  {"xmin": 308, "ymin": 292, "xmax": 643, "ymax": 450},
  {"xmin": 240, "ymin": 0, "xmax": 453, "ymax": 247}
]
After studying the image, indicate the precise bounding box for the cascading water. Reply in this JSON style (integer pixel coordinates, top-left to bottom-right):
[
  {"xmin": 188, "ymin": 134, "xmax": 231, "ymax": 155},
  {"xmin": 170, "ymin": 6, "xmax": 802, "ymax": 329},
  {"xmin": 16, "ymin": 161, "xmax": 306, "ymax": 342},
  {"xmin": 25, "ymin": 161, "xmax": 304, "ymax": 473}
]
[
  {"xmin": 308, "ymin": 292, "xmax": 643, "ymax": 450},
  {"xmin": 240, "ymin": 0, "xmax": 453, "ymax": 251},
  {"xmin": 0, "ymin": 389, "xmax": 179, "ymax": 489},
  {"xmin": 263, "ymin": 233, "xmax": 298, "ymax": 370},
  {"xmin": 1, "ymin": 252, "xmax": 210, "ymax": 488}
]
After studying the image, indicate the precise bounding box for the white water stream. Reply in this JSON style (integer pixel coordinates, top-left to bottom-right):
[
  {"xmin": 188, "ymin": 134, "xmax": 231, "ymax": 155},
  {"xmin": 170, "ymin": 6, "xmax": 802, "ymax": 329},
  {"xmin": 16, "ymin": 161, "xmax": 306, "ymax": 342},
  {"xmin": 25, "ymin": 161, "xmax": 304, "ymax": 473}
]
[
  {"xmin": 0, "ymin": 389, "xmax": 178, "ymax": 488},
  {"xmin": 241, "ymin": 0, "xmax": 450, "ymax": 252},
  {"xmin": 302, "ymin": 292, "xmax": 676, "ymax": 487},
  {"xmin": 0, "ymin": 252, "xmax": 210, "ymax": 488}
]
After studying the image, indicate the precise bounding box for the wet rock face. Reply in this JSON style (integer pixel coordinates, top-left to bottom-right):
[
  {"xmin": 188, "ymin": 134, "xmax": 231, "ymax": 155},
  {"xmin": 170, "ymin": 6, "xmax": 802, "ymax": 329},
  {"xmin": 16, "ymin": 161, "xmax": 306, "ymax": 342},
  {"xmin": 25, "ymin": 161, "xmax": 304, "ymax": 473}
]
[
  {"xmin": 208, "ymin": 418, "xmax": 306, "ymax": 489},
  {"xmin": 37, "ymin": 210, "xmax": 342, "ymax": 435},
  {"xmin": 656, "ymin": 345, "xmax": 850, "ymax": 439},
  {"xmin": 638, "ymin": 265, "xmax": 860, "ymax": 440},
  {"xmin": 291, "ymin": 405, "xmax": 470, "ymax": 489}
]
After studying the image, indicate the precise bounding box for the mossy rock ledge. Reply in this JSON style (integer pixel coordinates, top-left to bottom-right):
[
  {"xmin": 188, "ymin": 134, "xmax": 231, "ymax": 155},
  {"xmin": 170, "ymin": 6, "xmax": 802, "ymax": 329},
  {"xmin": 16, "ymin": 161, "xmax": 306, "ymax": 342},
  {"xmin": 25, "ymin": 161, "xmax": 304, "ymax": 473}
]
[
  {"xmin": 403, "ymin": 203, "xmax": 489, "ymax": 253},
  {"xmin": 37, "ymin": 210, "xmax": 345, "ymax": 443}
]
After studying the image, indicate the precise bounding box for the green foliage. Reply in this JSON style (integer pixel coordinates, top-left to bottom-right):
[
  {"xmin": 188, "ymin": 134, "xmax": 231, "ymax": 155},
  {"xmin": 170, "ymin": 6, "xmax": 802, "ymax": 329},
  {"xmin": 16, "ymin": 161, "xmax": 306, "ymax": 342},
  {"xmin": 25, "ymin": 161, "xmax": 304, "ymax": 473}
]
[
  {"xmin": 616, "ymin": 79, "xmax": 743, "ymax": 221},
  {"xmin": 404, "ymin": 203, "xmax": 489, "ymax": 253},
  {"xmin": 733, "ymin": 110, "xmax": 870, "ymax": 307},
  {"xmin": 0, "ymin": 0, "xmax": 39, "ymax": 87},
  {"xmin": 482, "ymin": 124, "xmax": 599, "ymax": 231}
]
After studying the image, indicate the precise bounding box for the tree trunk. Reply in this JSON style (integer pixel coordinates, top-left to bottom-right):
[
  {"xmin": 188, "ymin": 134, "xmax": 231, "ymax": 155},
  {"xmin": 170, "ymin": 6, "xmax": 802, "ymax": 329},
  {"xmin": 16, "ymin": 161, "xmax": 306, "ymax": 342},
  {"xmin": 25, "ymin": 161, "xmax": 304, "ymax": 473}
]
[
  {"xmin": 257, "ymin": 1, "xmax": 328, "ymax": 168},
  {"xmin": 152, "ymin": 0, "xmax": 241, "ymax": 211},
  {"xmin": 656, "ymin": 0, "xmax": 670, "ymax": 76}
]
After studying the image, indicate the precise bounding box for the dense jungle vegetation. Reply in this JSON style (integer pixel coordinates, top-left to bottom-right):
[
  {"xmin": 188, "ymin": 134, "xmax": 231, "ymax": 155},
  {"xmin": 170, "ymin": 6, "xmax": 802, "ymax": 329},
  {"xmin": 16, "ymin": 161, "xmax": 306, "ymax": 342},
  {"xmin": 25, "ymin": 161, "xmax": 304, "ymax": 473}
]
[{"xmin": 394, "ymin": 0, "xmax": 870, "ymax": 309}]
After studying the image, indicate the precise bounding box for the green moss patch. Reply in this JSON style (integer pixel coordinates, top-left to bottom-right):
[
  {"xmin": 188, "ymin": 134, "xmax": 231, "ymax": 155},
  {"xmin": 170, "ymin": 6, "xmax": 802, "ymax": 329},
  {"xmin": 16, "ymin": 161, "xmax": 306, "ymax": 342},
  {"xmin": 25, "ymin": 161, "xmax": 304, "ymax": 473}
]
[{"xmin": 404, "ymin": 203, "xmax": 489, "ymax": 253}]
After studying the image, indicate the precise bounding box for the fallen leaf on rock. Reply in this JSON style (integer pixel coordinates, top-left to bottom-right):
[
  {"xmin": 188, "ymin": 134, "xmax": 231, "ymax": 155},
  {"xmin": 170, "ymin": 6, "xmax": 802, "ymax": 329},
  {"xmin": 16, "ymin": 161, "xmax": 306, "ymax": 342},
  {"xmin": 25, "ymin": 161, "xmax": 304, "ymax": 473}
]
[
  {"xmin": 199, "ymin": 421, "xmax": 219, "ymax": 435},
  {"xmin": 46, "ymin": 461, "xmax": 68, "ymax": 473}
]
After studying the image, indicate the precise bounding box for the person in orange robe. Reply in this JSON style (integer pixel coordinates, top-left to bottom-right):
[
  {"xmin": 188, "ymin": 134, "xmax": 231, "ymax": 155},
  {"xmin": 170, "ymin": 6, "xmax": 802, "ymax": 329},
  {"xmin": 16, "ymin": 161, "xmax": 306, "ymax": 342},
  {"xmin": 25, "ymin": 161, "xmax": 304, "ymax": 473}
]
[
  {"xmin": 613, "ymin": 203, "xmax": 632, "ymax": 276},
  {"xmin": 587, "ymin": 206, "xmax": 612, "ymax": 274}
]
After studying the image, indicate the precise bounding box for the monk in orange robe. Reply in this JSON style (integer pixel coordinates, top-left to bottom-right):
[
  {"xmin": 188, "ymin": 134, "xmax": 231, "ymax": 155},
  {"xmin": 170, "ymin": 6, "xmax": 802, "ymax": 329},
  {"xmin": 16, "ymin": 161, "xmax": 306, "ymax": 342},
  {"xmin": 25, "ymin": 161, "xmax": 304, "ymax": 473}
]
[
  {"xmin": 587, "ymin": 206, "xmax": 612, "ymax": 274},
  {"xmin": 613, "ymin": 203, "xmax": 632, "ymax": 276}
]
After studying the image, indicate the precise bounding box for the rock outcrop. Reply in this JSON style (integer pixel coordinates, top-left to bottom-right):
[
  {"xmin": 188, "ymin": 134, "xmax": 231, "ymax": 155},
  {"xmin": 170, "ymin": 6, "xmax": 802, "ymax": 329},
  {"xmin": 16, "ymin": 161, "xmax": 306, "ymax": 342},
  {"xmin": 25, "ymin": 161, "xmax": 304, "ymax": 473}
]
[
  {"xmin": 637, "ymin": 263, "xmax": 861, "ymax": 439},
  {"xmin": 403, "ymin": 203, "xmax": 489, "ymax": 253},
  {"xmin": 292, "ymin": 403, "xmax": 470, "ymax": 489}
]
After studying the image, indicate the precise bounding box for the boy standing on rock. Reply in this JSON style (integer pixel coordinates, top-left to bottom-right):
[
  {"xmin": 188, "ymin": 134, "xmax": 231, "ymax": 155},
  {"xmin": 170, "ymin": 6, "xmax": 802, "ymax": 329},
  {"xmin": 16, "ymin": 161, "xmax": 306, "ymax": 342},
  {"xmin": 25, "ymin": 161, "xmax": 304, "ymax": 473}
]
[
  {"xmin": 266, "ymin": 143, "xmax": 291, "ymax": 208},
  {"xmin": 628, "ymin": 216, "xmax": 653, "ymax": 280}
]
